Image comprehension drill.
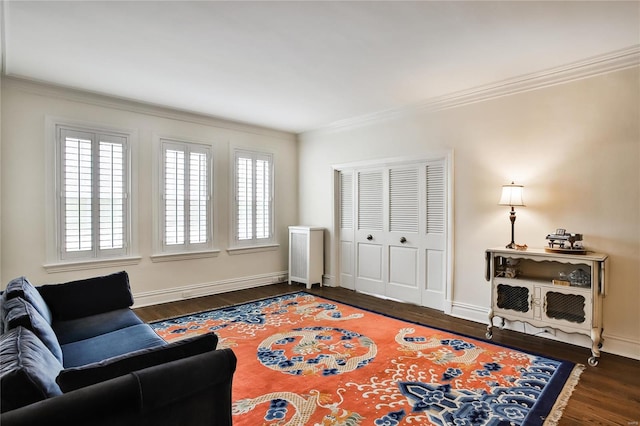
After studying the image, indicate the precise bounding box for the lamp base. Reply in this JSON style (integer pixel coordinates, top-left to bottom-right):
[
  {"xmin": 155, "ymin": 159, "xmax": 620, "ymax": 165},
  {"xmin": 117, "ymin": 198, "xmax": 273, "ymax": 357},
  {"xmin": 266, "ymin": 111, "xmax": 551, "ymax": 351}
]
[{"xmin": 505, "ymin": 242, "xmax": 516, "ymax": 249}]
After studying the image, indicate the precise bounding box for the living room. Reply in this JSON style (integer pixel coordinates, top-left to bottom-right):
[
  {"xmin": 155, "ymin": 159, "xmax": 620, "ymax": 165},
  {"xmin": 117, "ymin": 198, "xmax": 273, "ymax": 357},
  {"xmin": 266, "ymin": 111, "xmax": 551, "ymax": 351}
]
[{"xmin": 0, "ymin": 1, "xmax": 639, "ymax": 422}]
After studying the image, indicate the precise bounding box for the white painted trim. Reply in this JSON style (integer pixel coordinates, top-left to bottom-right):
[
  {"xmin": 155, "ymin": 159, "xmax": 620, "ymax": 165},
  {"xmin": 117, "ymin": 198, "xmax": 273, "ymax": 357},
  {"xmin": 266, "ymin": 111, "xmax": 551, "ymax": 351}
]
[
  {"xmin": 226, "ymin": 244, "xmax": 280, "ymax": 255},
  {"xmin": 43, "ymin": 256, "xmax": 142, "ymax": 273},
  {"xmin": 308, "ymin": 45, "xmax": 640, "ymax": 135},
  {"xmin": 132, "ymin": 271, "xmax": 289, "ymax": 308},
  {"xmin": 150, "ymin": 250, "xmax": 221, "ymax": 263},
  {"xmin": 322, "ymin": 274, "xmax": 336, "ymax": 287}
]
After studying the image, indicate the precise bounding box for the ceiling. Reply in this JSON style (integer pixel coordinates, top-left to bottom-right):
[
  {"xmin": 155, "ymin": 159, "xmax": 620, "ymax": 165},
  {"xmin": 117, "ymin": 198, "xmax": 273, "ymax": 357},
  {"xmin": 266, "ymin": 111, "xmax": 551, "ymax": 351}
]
[{"xmin": 2, "ymin": 1, "xmax": 639, "ymax": 134}]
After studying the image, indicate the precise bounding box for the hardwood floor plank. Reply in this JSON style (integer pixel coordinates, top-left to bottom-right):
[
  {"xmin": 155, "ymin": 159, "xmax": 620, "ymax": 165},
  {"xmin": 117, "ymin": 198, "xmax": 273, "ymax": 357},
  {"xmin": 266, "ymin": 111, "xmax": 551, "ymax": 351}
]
[{"xmin": 134, "ymin": 283, "xmax": 640, "ymax": 425}]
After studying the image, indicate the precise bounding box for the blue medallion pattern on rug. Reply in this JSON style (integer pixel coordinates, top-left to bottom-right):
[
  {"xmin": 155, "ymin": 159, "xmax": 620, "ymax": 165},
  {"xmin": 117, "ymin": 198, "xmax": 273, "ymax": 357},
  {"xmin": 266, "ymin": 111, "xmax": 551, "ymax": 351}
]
[{"xmin": 258, "ymin": 326, "xmax": 376, "ymax": 376}]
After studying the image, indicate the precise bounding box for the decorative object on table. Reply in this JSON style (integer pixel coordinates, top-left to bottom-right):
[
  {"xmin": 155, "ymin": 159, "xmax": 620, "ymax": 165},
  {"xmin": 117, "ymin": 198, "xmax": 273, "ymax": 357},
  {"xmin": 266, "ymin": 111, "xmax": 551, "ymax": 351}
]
[
  {"xmin": 545, "ymin": 229, "xmax": 586, "ymax": 254},
  {"xmin": 569, "ymin": 268, "xmax": 591, "ymax": 287},
  {"xmin": 152, "ymin": 292, "xmax": 584, "ymax": 426},
  {"xmin": 498, "ymin": 181, "xmax": 525, "ymax": 249}
]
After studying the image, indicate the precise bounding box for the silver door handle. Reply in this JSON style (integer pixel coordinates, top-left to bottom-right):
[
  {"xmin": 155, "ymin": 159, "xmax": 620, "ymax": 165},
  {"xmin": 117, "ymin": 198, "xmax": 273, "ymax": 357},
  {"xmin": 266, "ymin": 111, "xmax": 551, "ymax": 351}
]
[{"xmin": 366, "ymin": 234, "xmax": 373, "ymax": 241}]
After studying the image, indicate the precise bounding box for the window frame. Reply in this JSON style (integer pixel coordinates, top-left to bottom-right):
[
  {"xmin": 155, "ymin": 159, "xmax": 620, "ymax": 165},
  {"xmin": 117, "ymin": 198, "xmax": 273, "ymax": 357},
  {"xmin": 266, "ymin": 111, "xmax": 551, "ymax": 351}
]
[
  {"xmin": 158, "ymin": 138, "xmax": 214, "ymax": 254},
  {"xmin": 51, "ymin": 122, "xmax": 133, "ymax": 264},
  {"xmin": 231, "ymin": 149, "xmax": 275, "ymax": 249}
]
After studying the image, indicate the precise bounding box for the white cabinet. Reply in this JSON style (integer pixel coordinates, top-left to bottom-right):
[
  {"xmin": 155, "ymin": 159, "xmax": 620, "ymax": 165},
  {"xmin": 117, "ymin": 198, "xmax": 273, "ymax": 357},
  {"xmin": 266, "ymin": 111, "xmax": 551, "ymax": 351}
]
[
  {"xmin": 485, "ymin": 247, "xmax": 608, "ymax": 366},
  {"xmin": 288, "ymin": 226, "xmax": 324, "ymax": 289}
]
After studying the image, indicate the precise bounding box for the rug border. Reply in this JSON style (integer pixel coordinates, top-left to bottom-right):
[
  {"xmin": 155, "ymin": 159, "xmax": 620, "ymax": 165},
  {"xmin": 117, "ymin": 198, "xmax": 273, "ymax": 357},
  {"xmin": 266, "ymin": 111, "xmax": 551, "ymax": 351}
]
[
  {"xmin": 147, "ymin": 289, "xmax": 303, "ymax": 324},
  {"xmin": 151, "ymin": 290, "xmax": 584, "ymax": 426}
]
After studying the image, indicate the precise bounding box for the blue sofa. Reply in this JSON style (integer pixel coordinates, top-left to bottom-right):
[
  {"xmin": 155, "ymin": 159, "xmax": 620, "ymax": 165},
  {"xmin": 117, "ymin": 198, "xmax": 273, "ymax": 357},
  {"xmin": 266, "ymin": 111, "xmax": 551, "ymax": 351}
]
[{"xmin": 0, "ymin": 272, "xmax": 237, "ymax": 425}]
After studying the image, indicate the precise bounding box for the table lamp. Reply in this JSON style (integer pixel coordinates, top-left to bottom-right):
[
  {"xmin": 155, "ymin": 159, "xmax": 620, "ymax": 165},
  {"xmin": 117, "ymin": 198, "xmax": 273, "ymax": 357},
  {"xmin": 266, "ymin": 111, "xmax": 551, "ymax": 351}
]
[{"xmin": 498, "ymin": 182, "xmax": 525, "ymax": 249}]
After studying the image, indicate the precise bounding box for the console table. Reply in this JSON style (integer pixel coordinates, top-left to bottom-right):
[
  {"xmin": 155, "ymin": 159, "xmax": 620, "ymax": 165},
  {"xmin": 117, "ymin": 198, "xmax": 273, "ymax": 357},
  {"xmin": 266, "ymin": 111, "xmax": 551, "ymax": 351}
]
[{"xmin": 485, "ymin": 247, "xmax": 608, "ymax": 366}]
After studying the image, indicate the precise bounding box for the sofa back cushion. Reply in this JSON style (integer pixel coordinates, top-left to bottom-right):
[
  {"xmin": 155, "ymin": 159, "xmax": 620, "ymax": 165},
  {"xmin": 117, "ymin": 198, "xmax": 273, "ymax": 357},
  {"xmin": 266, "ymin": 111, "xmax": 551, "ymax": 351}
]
[
  {"xmin": 3, "ymin": 277, "xmax": 53, "ymax": 324},
  {"xmin": 38, "ymin": 271, "xmax": 134, "ymax": 321},
  {"xmin": 57, "ymin": 332, "xmax": 218, "ymax": 392},
  {"xmin": 3, "ymin": 298, "xmax": 63, "ymax": 364},
  {"xmin": 0, "ymin": 327, "xmax": 63, "ymax": 413}
]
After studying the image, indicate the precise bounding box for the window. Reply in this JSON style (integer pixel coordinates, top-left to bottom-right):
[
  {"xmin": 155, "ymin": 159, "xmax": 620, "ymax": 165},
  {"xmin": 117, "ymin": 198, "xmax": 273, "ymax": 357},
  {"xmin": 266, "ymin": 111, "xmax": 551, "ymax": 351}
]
[
  {"xmin": 233, "ymin": 149, "xmax": 274, "ymax": 246},
  {"xmin": 160, "ymin": 139, "xmax": 212, "ymax": 252},
  {"xmin": 56, "ymin": 127, "xmax": 129, "ymax": 260}
]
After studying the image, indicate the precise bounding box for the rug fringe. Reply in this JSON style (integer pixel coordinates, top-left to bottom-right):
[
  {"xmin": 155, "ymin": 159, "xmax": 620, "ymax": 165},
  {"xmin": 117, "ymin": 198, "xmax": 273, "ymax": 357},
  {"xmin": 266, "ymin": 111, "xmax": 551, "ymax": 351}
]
[{"xmin": 543, "ymin": 363, "xmax": 585, "ymax": 425}]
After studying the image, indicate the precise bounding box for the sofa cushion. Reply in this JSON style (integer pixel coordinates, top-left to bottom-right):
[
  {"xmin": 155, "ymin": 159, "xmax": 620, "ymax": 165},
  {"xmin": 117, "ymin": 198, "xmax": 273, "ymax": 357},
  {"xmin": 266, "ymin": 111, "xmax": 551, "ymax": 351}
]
[
  {"xmin": 53, "ymin": 309, "xmax": 144, "ymax": 345},
  {"xmin": 0, "ymin": 327, "xmax": 63, "ymax": 413},
  {"xmin": 3, "ymin": 298, "xmax": 63, "ymax": 364},
  {"xmin": 38, "ymin": 271, "xmax": 134, "ymax": 321},
  {"xmin": 3, "ymin": 276, "xmax": 53, "ymax": 324},
  {"xmin": 57, "ymin": 332, "xmax": 218, "ymax": 392},
  {"xmin": 61, "ymin": 324, "xmax": 166, "ymax": 368}
]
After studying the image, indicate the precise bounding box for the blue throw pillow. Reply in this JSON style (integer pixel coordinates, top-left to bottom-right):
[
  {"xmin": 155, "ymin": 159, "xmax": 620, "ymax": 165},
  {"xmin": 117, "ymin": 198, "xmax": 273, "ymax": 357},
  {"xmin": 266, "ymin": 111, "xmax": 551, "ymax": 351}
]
[
  {"xmin": 4, "ymin": 298, "xmax": 63, "ymax": 364},
  {"xmin": 4, "ymin": 276, "xmax": 53, "ymax": 324},
  {"xmin": 56, "ymin": 332, "xmax": 218, "ymax": 392},
  {"xmin": 0, "ymin": 327, "xmax": 63, "ymax": 413}
]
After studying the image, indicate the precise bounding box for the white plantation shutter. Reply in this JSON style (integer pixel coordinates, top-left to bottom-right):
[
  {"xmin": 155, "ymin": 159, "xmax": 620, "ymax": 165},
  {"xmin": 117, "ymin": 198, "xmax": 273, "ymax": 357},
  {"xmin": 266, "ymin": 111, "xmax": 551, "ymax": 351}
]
[
  {"xmin": 234, "ymin": 150, "xmax": 274, "ymax": 245},
  {"xmin": 255, "ymin": 157, "xmax": 270, "ymax": 239},
  {"xmin": 389, "ymin": 167, "xmax": 419, "ymax": 233},
  {"xmin": 161, "ymin": 140, "xmax": 211, "ymax": 251},
  {"xmin": 340, "ymin": 171, "xmax": 353, "ymax": 230},
  {"xmin": 426, "ymin": 162, "xmax": 445, "ymax": 234},
  {"xmin": 59, "ymin": 128, "xmax": 128, "ymax": 259},
  {"xmin": 358, "ymin": 170, "xmax": 383, "ymax": 231},
  {"xmin": 236, "ymin": 155, "xmax": 252, "ymax": 240},
  {"xmin": 189, "ymin": 151, "xmax": 208, "ymax": 244},
  {"xmin": 164, "ymin": 148, "xmax": 185, "ymax": 245},
  {"xmin": 98, "ymin": 138, "xmax": 125, "ymax": 249}
]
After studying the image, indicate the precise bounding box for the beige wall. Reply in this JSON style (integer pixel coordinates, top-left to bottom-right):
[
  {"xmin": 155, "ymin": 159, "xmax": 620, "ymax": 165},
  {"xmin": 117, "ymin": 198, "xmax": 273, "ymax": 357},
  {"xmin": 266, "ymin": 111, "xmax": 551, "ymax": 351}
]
[
  {"xmin": 298, "ymin": 67, "xmax": 640, "ymax": 359},
  {"xmin": 0, "ymin": 78, "xmax": 298, "ymax": 303}
]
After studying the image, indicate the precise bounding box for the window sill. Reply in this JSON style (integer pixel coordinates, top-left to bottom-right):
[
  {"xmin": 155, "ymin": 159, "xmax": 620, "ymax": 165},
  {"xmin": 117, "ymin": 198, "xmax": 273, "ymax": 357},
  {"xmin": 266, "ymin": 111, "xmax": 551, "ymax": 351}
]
[
  {"xmin": 43, "ymin": 256, "xmax": 142, "ymax": 273},
  {"xmin": 150, "ymin": 249, "xmax": 221, "ymax": 263},
  {"xmin": 226, "ymin": 244, "xmax": 280, "ymax": 255}
]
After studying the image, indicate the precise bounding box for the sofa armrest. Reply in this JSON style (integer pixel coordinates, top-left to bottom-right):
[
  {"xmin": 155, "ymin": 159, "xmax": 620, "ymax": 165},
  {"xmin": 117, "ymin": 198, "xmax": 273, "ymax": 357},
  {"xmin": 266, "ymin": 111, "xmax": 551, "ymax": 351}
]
[
  {"xmin": 37, "ymin": 271, "xmax": 133, "ymax": 320},
  {"xmin": 0, "ymin": 348, "xmax": 237, "ymax": 426}
]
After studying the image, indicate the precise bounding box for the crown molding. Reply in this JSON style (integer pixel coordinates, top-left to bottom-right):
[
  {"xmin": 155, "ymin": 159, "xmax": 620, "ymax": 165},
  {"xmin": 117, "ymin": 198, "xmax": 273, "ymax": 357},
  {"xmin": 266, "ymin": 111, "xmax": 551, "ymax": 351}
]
[
  {"xmin": 1, "ymin": 75, "xmax": 297, "ymax": 141},
  {"xmin": 307, "ymin": 45, "xmax": 640, "ymax": 136}
]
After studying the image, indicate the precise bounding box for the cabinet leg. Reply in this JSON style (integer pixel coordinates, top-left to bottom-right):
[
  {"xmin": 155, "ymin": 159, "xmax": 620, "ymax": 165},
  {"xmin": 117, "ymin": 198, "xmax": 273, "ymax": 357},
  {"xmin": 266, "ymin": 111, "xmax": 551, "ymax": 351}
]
[
  {"xmin": 589, "ymin": 327, "xmax": 602, "ymax": 366},
  {"xmin": 486, "ymin": 310, "xmax": 494, "ymax": 339}
]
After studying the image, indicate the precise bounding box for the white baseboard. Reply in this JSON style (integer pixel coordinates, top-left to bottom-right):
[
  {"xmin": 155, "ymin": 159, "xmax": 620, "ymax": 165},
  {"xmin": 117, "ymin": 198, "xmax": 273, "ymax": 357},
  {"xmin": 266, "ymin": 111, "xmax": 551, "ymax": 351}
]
[
  {"xmin": 448, "ymin": 301, "xmax": 640, "ymax": 361},
  {"xmin": 132, "ymin": 271, "xmax": 289, "ymax": 308}
]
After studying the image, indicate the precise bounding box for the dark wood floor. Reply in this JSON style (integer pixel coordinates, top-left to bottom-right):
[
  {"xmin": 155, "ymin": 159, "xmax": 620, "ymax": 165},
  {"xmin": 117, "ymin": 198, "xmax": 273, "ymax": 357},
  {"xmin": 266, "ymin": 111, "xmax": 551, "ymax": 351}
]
[{"xmin": 135, "ymin": 283, "xmax": 640, "ymax": 425}]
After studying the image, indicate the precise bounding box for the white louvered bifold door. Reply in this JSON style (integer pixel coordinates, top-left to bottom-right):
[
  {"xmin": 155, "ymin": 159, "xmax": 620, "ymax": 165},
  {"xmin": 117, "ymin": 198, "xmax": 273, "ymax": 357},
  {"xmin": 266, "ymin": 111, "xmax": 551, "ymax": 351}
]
[
  {"xmin": 386, "ymin": 166, "xmax": 422, "ymax": 304},
  {"xmin": 343, "ymin": 157, "xmax": 448, "ymax": 310},
  {"xmin": 339, "ymin": 171, "xmax": 355, "ymax": 290},
  {"xmin": 354, "ymin": 169, "xmax": 385, "ymax": 295},
  {"xmin": 422, "ymin": 160, "xmax": 446, "ymax": 310}
]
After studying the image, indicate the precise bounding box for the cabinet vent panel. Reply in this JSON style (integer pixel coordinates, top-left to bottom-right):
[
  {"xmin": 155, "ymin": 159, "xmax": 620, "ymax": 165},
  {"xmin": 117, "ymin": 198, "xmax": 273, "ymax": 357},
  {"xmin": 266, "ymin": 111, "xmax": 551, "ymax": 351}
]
[
  {"xmin": 496, "ymin": 284, "xmax": 530, "ymax": 313},
  {"xmin": 290, "ymin": 232, "xmax": 308, "ymax": 279},
  {"xmin": 546, "ymin": 292, "xmax": 586, "ymax": 324}
]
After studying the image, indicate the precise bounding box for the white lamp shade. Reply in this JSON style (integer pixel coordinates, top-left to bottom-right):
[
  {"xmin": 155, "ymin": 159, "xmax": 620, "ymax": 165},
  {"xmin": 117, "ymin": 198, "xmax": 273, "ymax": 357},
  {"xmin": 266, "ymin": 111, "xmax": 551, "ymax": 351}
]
[{"xmin": 498, "ymin": 183, "xmax": 525, "ymax": 206}]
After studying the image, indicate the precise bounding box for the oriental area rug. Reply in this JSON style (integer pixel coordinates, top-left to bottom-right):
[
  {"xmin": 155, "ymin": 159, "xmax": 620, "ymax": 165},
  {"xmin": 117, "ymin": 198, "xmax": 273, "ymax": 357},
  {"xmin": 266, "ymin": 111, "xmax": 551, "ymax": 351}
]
[{"xmin": 150, "ymin": 292, "xmax": 583, "ymax": 426}]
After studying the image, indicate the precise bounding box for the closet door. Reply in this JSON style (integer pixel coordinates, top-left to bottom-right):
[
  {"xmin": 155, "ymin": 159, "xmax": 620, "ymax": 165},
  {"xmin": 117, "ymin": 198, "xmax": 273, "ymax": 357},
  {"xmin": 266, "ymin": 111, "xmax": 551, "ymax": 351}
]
[
  {"xmin": 354, "ymin": 169, "xmax": 385, "ymax": 296},
  {"xmin": 337, "ymin": 156, "xmax": 448, "ymax": 310},
  {"xmin": 422, "ymin": 160, "xmax": 446, "ymax": 310},
  {"xmin": 386, "ymin": 166, "xmax": 422, "ymax": 304},
  {"xmin": 338, "ymin": 171, "xmax": 355, "ymax": 290}
]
